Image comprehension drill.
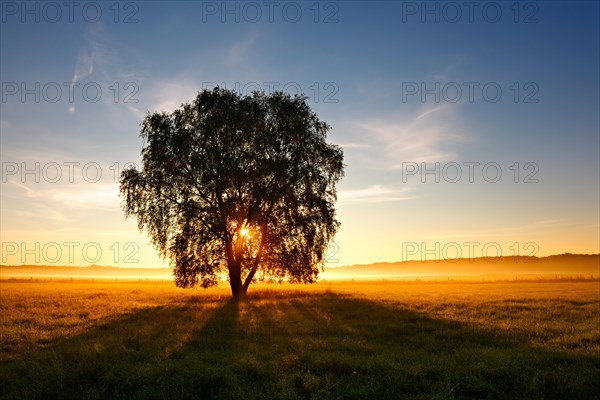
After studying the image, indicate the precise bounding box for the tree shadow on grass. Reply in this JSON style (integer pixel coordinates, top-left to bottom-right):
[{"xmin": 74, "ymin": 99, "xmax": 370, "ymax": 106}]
[{"xmin": 1, "ymin": 291, "xmax": 598, "ymax": 400}]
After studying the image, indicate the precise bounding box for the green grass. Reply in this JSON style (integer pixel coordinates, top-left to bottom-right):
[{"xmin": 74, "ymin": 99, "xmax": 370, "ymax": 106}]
[{"xmin": 1, "ymin": 280, "xmax": 599, "ymax": 399}]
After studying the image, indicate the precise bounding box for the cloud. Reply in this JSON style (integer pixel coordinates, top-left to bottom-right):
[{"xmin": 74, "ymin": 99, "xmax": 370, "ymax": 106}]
[
  {"xmin": 70, "ymin": 24, "xmax": 116, "ymax": 84},
  {"xmin": 51, "ymin": 183, "xmax": 120, "ymax": 209},
  {"xmin": 416, "ymin": 106, "xmax": 445, "ymax": 120},
  {"xmin": 68, "ymin": 24, "xmax": 125, "ymax": 115},
  {"xmin": 353, "ymin": 104, "xmax": 469, "ymax": 169},
  {"xmin": 534, "ymin": 219, "xmax": 562, "ymax": 225},
  {"xmin": 9, "ymin": 181, "xmax": 39, "ymax": 198},
  {"xmin": 8, "ymin": 180, "xmax": 119, "ymax": 210},
  {"xmin": 145, "ymin": 78, "xmax": 201, "ymax": 113},
  {"xmin": 431, "ymin": 54, "xmax": 467, "ymax": 80},
  {"xmin": 339, "ymin": 185, "xmax": 412, "ymax": 204},
  {"xmin": 135, "ymin": 31, "xmax": 264, "ymax": 116},
  {"xmin": 3, "ymin": 178, "xmax": 121, "ymax": 232},
  {"xmin": 338, "ymin": 143, "xmax": 376, "ymax": 150},
  {"xmin": 71, "ymin": 48, "xmax": 94, "ymax": 83},
  {"xmin": 226, "ymin": 32, "xmax": 257, "ymax": 66}
]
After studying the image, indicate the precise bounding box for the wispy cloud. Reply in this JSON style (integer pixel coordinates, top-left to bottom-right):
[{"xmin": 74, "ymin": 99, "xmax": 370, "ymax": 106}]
[
  {"xmin": 431, "ymin": 54, "xmax": 467, "ymax": 80},
  {"xmin": 60, "ymin": 22, "xmax": 146, "ymax": 133},
  {"xmin": 70, "ymin": 24, "xmax": 116, "ymax": 83},
  {"xmin": 339, "ymin": 185, "xmax": 412, "ymax": 204},
  {"xmin": 9, "ymin": 181, "xmax": 39, "ymax": 198},
  {"xmin": 8, "ymin": 180, "xmax": 119, "ymax": 211},
  {"xmin": 226, "ymin": 32, "xmax": 257, "ymax": 66},
  {"xmin": 68, "ymin": 24, "xmax": 124, "ymax": 114},
  {"xmin": 71, "ymin": 47, "xmax": 94, "ymax": 84},
  {"xmin": 338, "ymin": 143, "xmax": 376, "ymax": 150},
  {"xmin": 353, "ymin": 104, "xmax": 469, "ymax": 169},
  {"xmin": 52, "ymin": 184, "xmax": 120, "ymax": 209},
  {"xmin": 534, "ymin": 219, "xmax": 563, "ymax": 225},
  {"xmin": 416, "ymin": 106, "xmax": 445, "ymax": 120},
  {"xmin": 145, "ymin": 77, "xmax": 201, "ymax": 113}
]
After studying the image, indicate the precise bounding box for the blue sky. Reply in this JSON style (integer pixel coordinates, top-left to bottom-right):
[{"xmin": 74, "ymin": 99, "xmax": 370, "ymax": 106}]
[{"xmin": 1, "ymin": 1, "xmax": 598, "ymax": 267}]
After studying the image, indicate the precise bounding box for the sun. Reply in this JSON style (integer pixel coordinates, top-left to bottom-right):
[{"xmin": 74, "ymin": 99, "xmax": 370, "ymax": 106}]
[{"xmin": 240, "ymin": 227, "xmax": 250, "ymax": 237}]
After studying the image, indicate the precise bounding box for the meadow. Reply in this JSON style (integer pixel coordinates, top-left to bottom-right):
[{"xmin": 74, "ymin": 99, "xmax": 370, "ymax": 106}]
[{"xmin": 1, "ymin": 279, "xmax": 599, "ymax": 399}]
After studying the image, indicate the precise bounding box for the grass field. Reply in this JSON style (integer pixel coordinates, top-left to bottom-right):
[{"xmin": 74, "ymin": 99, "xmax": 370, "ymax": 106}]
[{"xmin": 1, "ymin": 279, "xmax": 599, "ymax": 399}]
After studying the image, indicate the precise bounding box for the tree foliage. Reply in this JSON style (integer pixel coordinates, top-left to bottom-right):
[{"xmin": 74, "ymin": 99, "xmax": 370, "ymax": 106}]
[{"xmin": 120, "ymin": 88, "xmax": 344, "ymax": 298}]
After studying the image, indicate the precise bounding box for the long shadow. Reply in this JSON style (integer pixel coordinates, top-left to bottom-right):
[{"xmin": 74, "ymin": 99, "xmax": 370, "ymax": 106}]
[{"xmin": 1, "ymin": 291, "xmax": 598, "ymax": 399}]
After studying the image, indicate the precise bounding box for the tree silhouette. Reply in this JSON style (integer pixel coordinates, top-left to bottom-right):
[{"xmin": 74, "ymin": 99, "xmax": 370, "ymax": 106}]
[{"xmin": 120, "ymin": 88, "xmax": 344, "ymax": 299}]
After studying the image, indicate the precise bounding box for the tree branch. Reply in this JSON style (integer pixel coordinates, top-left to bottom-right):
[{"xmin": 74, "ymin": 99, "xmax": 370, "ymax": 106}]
[{"xmin": 242, "ymin": 236, "xmax": 265, "ymax": 291}]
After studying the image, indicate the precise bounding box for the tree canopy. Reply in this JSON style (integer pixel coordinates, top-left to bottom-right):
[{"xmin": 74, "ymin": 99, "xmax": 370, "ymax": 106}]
[{"xmin": 119, "ymin": 88, "xmax": 344, "ymax": 298}]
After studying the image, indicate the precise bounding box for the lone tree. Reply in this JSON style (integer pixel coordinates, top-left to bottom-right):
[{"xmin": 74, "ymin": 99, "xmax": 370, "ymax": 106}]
[{"xmin": 120, "ymin": 88, "xmax": 344, "ymax": 299}]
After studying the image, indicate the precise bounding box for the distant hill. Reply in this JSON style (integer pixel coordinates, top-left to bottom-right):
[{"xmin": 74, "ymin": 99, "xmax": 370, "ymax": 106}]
[
  {"xmin": 321, "ymin": 254, "xmax": 600, "ymax": 280},
  {"xmin": 1, "ymin": 254, "xmax": 598, "ymax": 281}
]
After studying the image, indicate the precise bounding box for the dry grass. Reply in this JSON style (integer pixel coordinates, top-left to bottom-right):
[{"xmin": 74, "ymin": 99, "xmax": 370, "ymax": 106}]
[
  {"xmin": 0, "ymin": 280, "xmax": 229, "ymax": 361},
  {"xmin": 1, "ymin": 279, "xmax": 599, "ymax": 399},
  {"xmin": 331, "ymin": 280, "xmax": 600, "ymax": 354}
]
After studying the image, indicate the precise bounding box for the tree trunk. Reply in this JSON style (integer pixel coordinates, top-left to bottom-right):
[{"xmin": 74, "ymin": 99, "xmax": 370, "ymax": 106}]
[
  {"xmin": 230, "ymin": 279, "xmax": 247, "ymax": 300},
  {"xmin": 228, "ymin": 260, "xmax": 246, "ymax": 300}
]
